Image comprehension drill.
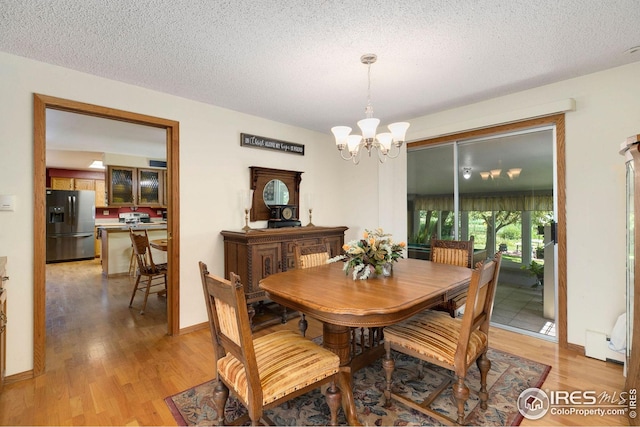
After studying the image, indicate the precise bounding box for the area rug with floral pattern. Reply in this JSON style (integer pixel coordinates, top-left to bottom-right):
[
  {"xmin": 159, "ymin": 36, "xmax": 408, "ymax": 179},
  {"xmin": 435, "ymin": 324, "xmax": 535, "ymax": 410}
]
[{"xmin": 165, "ymin": 347, "xmax": 550, "ymax": 426}]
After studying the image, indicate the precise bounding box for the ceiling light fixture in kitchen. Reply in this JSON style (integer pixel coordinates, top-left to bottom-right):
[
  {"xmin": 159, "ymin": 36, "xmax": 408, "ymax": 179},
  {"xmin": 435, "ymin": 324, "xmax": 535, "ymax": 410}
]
[{"xmin": 89, "ymin": 160, "xmax": 105, "ymax": 169}]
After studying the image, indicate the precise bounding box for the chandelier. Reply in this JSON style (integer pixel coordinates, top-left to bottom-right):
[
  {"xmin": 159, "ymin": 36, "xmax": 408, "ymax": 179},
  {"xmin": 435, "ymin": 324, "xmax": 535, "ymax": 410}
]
[{"xmin": 331, "ymin": 54, "xmax": 410, "ymax": 164}]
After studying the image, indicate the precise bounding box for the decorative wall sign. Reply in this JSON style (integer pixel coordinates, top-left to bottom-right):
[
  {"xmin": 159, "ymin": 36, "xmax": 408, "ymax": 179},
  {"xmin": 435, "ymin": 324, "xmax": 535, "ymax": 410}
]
[{"xmin": 240, "ymin": 133, "xmax": 305, "ymax": 156}]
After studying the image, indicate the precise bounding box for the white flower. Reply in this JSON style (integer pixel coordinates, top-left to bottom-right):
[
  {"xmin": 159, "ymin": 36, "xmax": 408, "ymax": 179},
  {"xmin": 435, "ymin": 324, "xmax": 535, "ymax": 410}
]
[
  {"xmin": 352, "ymin": 263, "xmax": 370, "ymax": 280},
  {"xmin": 327, "ymin": 254, "xmax": 345, "ymax": 263}
]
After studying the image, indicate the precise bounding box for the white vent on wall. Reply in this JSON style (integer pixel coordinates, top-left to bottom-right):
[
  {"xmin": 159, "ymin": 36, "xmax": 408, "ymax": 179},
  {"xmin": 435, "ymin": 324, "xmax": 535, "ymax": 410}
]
[
  {"xmin": 585, "ymin": 330, "xmax": 608, "ymax": 361},
  {"xmin": 585, "ymin": 330, "xmax": 625, "ymax": 363}
]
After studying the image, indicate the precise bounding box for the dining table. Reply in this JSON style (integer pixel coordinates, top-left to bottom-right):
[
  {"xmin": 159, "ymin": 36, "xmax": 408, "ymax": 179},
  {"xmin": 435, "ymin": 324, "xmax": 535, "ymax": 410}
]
[
  {"xmin": 149, "ymin": 238, "xmax": 168, "ymax": 251},
  {"xmin": 259, "ymin": 258, "xmax": 472, "ymax": 426}
]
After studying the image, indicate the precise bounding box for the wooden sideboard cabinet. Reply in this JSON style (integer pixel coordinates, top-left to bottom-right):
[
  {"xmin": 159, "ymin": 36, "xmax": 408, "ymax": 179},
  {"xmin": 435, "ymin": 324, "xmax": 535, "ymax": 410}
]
[{"xmin": 221, "ymin": 226, "xmax": 347, "ymax": 328}]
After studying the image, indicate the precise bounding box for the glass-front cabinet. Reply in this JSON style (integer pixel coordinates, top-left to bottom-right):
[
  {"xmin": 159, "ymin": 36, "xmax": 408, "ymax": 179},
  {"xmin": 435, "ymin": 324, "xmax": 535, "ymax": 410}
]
[
  {"xmin": 138, "ymin": 168, "xmax": 163, "ymax": 206},
  {"xmin": 108, "ymin": 166, "xmax": 136, "ymax": 205},
  {"xmin": 107, "ymin": 166, "xmax": 165, "ymax": 207},
  {"xmin": 621, "ymin": 134, "xmax": 639, "ymax": 424}
]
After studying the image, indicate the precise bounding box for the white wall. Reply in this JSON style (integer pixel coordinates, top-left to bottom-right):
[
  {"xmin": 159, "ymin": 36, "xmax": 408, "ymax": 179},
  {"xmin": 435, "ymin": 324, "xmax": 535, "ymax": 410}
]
[
  {"xmin": 0, "ymin": 51, "xmax": 378, "ymax": 376},
  {"xmin": 2, "ymin": 48, "xmax": 638, "ymax": 377},
  {"xmin": 401, "ymin": 60, "xmax": 640, "ymax": 347}
]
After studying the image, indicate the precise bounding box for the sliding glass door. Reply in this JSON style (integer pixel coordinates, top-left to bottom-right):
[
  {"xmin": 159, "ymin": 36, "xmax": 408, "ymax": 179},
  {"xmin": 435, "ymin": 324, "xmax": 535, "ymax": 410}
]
[{"xmin": 407, "ymin": 126, "xmax": 557, "ymax": 340}]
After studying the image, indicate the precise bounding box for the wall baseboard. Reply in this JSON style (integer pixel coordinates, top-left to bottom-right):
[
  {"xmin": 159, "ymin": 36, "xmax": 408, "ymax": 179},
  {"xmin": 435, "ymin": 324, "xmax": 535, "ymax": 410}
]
[
  {"xmin": 179, "ymin": 321, "xmax": 208, "ymax": 335},
  {"xmin": 4, "ymin": 369, "xmax": 34, "ymax": 385}
]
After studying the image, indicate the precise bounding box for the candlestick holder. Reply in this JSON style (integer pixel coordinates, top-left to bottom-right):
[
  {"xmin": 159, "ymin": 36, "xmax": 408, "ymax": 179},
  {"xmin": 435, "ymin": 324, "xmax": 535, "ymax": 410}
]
[
  {"xmin": 306, "ymin": 208, "xmax": 314, "ymax": 227},
  {"xmin": 242, "ymin": 208, "xmax": 251, "ymax": 231},
  {"xmin": 241, "ymin": 189, "xmax": 254, "ymax": 231}
]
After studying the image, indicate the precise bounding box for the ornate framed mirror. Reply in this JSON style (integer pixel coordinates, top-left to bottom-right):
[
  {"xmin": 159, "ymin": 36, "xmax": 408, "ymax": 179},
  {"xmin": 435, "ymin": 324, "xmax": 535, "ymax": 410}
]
[{"xmin": 249, "ymin": 166, "xmax": 303, "ymax": 221}]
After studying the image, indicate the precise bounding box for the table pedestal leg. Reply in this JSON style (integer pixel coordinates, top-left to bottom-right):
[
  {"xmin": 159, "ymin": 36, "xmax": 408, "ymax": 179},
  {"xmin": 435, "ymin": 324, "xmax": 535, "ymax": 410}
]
[{"xmin": 323, "ymin": 323, "xmax": 361, "ymax": 426}]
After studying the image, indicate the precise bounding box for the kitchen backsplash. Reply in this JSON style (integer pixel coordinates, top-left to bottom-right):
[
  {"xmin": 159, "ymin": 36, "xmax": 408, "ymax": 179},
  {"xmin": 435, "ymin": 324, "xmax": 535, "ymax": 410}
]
[{"xmin": 95, "ymin": 207, "xmax": 165, "ymax": 219}]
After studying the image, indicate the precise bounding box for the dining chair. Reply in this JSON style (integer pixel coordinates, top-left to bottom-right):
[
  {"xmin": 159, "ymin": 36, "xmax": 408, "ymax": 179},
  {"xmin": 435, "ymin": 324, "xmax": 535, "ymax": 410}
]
[
  {"xmin": 293, "ymin": 241, "xmax": 332, "ymax": 336},
  {"xmin": 382, "ymin": 252, "xmax": 502, "ymax": 425},
  {"xmin": 430, "ymin": 236, "xmax": 475, "ymax": 317},
  {"xmin": 198, "ymin": 262, "xmax": 342, "ymax": 426},
  {"xmin": 128, "ymin": 229, "xmax": 147, "ymax": 276},
  {"xmin": 129, "ymin": 229, "xmax": 167, "ymax": 314}
]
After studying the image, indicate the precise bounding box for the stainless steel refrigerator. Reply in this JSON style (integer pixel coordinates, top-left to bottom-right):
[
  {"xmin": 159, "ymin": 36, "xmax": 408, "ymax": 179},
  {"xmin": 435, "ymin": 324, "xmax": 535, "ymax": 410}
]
[{"xmin": 46, "ymin": 189, "xmax": 96, "ymax": 263}]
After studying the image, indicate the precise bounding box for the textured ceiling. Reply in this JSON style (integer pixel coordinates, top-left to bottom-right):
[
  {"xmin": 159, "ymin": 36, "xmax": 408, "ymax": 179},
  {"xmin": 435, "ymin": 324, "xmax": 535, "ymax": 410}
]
[{"xmin": 2, "ymin": 0, "xmax": 640, "ymax": 137}]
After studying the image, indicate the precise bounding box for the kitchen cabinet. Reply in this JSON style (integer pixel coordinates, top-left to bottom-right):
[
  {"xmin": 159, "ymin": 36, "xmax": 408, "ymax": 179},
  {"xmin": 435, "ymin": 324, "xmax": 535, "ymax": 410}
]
[
  {"xmin": 95, "ymin": 179, "xmax": 106, "ymax": 207},
  {"xmin": 74, "ymin": 178, "xmax": 95, "ymax": 190},
  {"xmin": 50, "ymin": 177, "xmax": 105, "ymax": 207},
  {"xmin": 107, "ymin": 166, "xmax": 135, "ymax": 205},
  {"xmin": 138, "ymin": 168, "xmax": 164, "ymax": 205},
  {"xmin": 50, "ymin": 177, "xmax": 74, "ymax": 190},
  {"xmin": 107, "ymin": 166, "xmax": 165, "ymax": 207},
  {"xmin": 0, "ymin": 256, "xmax": 7, "ymax": 394},
  {"xmin": 221, "ymin": 226, "xmax": 347, "ymax": 329},
  {"xmin": 51, "ymin": 177, "xmax": 96, "ymax": 191}
]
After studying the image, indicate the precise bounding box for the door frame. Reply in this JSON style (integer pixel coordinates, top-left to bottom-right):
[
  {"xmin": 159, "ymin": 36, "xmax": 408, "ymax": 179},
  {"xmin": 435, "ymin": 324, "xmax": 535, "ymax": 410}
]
[
  {"xmin": 33, "ymin": 94, "xmax": 180, "ymax": 376},
  {"xmin": 409, "ymin": 113, "xmax": 568, "ymax": 349}
]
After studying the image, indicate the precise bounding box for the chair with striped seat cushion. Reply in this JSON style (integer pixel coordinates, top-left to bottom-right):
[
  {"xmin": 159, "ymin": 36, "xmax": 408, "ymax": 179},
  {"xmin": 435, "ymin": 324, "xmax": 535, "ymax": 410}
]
[
  {"xmin": 293, "ymin": 242, "xmax": 332, "ymax": 336},
  {"xmin": 430, "ymin": 236, "xmax": 475, "ymax": 317},
  {"xmin": 382, "ymin": 253, "xmax": 502, "ymax": 425},
  {"xmin": 198, "ymin": 262, "xmax": 342, "ymax": 426}
]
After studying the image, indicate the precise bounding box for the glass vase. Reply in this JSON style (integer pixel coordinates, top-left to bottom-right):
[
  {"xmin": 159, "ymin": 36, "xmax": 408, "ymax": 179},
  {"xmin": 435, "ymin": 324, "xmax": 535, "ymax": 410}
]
[{"xmin": 382, "ymin": 262, "xmax": 392, "ymax": 277}]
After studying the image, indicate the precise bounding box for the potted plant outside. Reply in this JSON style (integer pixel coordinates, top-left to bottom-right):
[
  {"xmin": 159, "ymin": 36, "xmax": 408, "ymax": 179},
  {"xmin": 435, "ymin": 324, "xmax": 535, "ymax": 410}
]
[{"xmin": 521, "ymin": 260, "xmax": 544, "ymax": 286}]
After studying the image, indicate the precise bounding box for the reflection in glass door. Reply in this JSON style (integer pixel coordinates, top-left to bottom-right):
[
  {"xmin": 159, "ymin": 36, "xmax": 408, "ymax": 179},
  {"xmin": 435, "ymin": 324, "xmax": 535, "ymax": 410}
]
[{"xmin": 407, "ymin": 127, "xmax": 557, "ymax": 340}]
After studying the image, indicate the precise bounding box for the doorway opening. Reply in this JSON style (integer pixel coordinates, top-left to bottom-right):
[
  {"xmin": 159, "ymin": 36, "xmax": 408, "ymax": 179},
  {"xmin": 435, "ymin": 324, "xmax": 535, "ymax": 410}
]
[{"xmin": 33, "ymin": 94, "xmax": 180, "ymax": 376}]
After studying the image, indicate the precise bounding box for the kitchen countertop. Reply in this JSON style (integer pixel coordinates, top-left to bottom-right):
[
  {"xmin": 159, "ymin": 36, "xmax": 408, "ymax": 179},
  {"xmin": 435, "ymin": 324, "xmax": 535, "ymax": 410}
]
[
  {"xmin": 97, "ymin": 222, "xmax": 167, "ymax": 231},
  {"xmin": 97, "ymin": 225, "xmax": 167, "ymax": 276}
]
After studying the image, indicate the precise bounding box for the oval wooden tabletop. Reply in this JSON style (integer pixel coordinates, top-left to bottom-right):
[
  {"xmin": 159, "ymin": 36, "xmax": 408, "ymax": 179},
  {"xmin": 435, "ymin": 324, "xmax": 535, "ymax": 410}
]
[{"xmin": 259, "ymin": 258, "xmax": 471, "ymax": 327}]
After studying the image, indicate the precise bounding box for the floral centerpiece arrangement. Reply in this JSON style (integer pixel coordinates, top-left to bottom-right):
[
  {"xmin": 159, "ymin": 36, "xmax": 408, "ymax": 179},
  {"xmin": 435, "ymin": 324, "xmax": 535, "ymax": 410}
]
[{"xmin": 329, "ymin": 228, "xmax": 406, "ymax": 280}]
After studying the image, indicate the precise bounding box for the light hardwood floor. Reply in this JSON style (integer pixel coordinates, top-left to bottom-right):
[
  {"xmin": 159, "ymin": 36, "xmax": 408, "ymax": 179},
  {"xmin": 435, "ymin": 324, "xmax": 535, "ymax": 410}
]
[{"xmin": 0, "ymin": 259, "xmax": 630, "ymax": 426}]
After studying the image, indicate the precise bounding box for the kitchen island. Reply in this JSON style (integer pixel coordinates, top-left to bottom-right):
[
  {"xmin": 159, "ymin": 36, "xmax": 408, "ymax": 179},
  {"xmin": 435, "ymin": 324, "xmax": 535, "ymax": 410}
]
[{"xmin": 97, "ymin": 223, "xmax": 167, "ymax": 277}]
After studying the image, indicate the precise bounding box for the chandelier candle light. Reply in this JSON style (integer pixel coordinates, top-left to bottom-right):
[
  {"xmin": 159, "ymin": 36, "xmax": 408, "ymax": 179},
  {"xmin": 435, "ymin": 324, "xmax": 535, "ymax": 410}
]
[{"xmin": 331, "ymin": 54, "xmax": 410, "ymax": 164}]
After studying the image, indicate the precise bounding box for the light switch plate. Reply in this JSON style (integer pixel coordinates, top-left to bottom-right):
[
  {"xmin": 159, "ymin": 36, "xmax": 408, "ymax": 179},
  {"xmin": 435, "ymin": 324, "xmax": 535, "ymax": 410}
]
[
  {"xmin": 103, "ymin": 210, "xmax": 110, "ymax": 215},
  {"xmin": 0, "ymin": 195, "xmax": 16, "ymax": 211}
]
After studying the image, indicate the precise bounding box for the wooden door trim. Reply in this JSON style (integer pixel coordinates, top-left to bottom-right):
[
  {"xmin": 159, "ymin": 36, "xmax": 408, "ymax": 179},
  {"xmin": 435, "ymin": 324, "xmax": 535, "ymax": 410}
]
[
  {"xmin": 408, "ymin": 114, "xmax": 568, "ymax": 349},
  {"xmin": 33, "ymin": 94, "xmax": 180, "ymax": 376}
]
